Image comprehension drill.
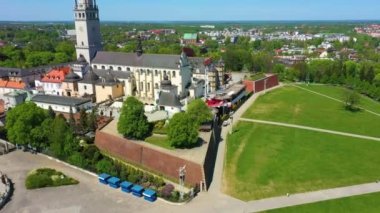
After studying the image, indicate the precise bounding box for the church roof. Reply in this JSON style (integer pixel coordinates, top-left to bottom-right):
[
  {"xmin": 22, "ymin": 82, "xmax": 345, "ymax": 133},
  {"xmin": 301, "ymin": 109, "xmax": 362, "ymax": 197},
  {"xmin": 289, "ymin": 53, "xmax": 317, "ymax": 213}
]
[
  {"xmin": 158, "ymin": 92, "xmax": 182, "ymax": 108},
  {"xmin": 92, "ymin": 51, "xmax": 181, "ymax": 70},
  {"xmin": 92, "ymin": 51, "xmax": 208, "ymax": 71},
  {"xmin": 80, "ymin": 68, "xmax": 100, "ymax": 84},
  {"xmin": 64, "ymin": 70, "xmax": 81, "ymax": 82}
]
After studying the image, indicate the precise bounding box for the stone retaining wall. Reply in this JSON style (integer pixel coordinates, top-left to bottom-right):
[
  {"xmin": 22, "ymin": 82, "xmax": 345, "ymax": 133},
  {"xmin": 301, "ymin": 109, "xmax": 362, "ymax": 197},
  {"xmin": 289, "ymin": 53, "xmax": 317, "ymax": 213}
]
[{"xmin": 0, "ymin": 175, "xmax": 12, "ymax": 210}]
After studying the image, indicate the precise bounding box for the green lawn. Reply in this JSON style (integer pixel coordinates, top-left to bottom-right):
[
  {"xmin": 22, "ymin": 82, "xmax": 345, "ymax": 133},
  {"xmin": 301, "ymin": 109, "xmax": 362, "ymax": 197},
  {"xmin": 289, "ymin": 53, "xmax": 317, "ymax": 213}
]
[
  {"xmin": 224, "ymin": 122, "xmax": 380, "ymax": 201},
  {"xmin": 145, "ymin": 135, "xmax": 174, "ymax": 150},
  {"xmin": 25, "ymin": 168, "xmax": 79, "ymax": 190},
  {"xmin": 266, "ymin": 192, "xmax": 380, "ymax": 213},
  {"xmin": 296, "ymin": 84, "xmax": 380, "ymax": 115},
  {"xmin": 243, "ymin": 85, "xmax": 380, "ymax": 138}
]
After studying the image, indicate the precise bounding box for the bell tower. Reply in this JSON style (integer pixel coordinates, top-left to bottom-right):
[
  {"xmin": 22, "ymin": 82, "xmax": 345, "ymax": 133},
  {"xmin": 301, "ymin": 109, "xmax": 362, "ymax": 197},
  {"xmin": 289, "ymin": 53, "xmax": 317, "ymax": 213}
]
[{"xmin": 74, "ymin": 0, "xmax": 102, "ymax": 63}]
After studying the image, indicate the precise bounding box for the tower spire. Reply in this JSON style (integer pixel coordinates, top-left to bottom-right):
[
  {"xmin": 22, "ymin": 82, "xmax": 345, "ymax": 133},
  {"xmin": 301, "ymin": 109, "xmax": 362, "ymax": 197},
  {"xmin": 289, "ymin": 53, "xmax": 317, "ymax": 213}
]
[{"xmin": 135, "ymin": 35, "xmax": 144, "ymax": 57}]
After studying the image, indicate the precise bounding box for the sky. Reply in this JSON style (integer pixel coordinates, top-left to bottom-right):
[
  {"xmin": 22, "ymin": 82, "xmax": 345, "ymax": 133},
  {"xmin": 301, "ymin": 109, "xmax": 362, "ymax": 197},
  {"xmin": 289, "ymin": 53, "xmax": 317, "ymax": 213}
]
[{"xmin": 0, "ymin": 0, "xmax": 380, "ymax": 21}]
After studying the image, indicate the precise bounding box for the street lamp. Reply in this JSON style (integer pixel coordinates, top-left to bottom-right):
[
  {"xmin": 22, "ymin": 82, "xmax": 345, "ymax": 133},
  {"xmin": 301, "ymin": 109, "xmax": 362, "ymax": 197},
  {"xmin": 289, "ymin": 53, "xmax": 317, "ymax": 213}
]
[
  {"xmin": 229, "ymin": 116, "xmax": 234, "ymax": 135},
  {"xmin": 178, "ymin": 165, "xmax": 186, "ymax": 200}
]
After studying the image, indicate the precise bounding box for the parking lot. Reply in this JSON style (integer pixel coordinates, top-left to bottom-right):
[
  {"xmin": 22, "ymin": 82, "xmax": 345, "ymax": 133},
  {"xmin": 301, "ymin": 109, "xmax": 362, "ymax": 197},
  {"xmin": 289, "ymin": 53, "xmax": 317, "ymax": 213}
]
[{"xmin": 0, "ymin": 151, "xmax": 178, "ymax": 213}]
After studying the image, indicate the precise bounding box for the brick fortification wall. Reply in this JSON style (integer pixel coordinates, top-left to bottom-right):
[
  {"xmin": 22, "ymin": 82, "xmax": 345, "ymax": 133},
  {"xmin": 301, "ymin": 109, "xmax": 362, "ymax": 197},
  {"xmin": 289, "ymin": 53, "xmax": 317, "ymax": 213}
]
[
  {"xmin": 243, "ymin": 74, "xmax": 279, "ymax": 94},
  {"xmin": 95, "ymin": 131, "xmax": 205, "ymax": 186}
]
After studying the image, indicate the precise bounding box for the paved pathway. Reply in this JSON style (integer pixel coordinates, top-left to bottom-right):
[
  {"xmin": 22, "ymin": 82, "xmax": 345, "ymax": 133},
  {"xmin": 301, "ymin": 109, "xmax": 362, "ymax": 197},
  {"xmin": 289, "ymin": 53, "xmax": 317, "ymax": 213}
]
[
  {"xmin": 208, "ymin": 85, "xmax": 283, "ymax": 195},
  {"xmin": 239, "ymin": 118, "xmax": 380, "ymax": 142},
  {"xmin": 292, "ymin": 84, "xmax": 380, "ymax": 117},
  {"xmin": 245, "ymin": 182, "xmax": 380, "ymax": 212}
]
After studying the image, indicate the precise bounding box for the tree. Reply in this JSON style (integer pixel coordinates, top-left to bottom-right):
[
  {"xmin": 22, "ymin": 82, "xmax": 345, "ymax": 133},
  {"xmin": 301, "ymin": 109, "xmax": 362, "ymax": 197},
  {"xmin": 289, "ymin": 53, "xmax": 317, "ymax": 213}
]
[
  {"xmin": 48, "ymin": 106, "xmax": 56, "ymax": 119},
  {"xmin": 49, "ymin": 116, "xmax": 77, "ymax": 159},
  {"xmin": 187, "ymin": 99, "xmax": 213, "ymax": 125},
  {"xmin": 96, "ymin": 158, "xmax": 116, "ymax": 176},
  {"xmin": 117, "ymin": 97, "xmax": 150, "ymax": 140},
  {"xmin": 168, "ymin": 112, "xmax": 199, "ymax": 149},
  {"xmin": 68, "ymin": 152, "xmax": 88, "ymax": 168},
  {"xmin": 6, "ymin": 103, "xmax": 48, "ymax": 147},
  {"xmin": 79, "ymin": 108, "xmax": 88, "ymax": 133},
  {"xmin": 344, "ymin": 90, "xmax": 361, "ymax": 111}
]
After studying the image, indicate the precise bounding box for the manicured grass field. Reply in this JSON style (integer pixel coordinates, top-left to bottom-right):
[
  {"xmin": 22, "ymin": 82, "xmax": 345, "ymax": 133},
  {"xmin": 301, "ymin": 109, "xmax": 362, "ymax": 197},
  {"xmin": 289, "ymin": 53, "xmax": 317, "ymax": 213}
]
[
  {"xmin": 25, "ymin": 168, "xmax": 79, "ymax": 190},
  {"xmin": 266, "ymin": 192, "xmax": 380, "ymax": 213},
  {"xmin": 144, "ymin": 135, "xmax": 174, "ymax": 150},
  {"xmin": 224, "ymin": 122, "xmax": 380, "ymax": 201},
  {"xmin": 243, "ymin": 86, "xmax": 380, "ymax": 138},
  {"xmin": 297, "ymin": 84, "xmax": 380, "ymax": 115}
]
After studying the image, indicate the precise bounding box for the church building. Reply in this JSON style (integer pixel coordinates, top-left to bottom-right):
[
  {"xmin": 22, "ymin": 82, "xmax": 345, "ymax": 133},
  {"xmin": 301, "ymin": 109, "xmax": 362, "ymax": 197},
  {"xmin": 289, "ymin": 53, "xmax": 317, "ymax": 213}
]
[{"xmin": 73, "ymin": 0, "xmax": 208, "ymax": 105}]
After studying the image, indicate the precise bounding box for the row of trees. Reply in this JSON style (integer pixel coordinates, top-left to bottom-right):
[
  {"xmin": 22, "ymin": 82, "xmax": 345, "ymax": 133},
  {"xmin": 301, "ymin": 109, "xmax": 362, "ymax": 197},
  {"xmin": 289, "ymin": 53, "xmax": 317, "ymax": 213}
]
[{"xmin": 273, "ymin": 60, "xmax": 380, "ymax": 101}]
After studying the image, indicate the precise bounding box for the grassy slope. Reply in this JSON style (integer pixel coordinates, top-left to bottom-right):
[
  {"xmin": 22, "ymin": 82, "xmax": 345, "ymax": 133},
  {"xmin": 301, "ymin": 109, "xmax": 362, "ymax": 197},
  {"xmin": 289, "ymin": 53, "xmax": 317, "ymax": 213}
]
[
  {"xmin": 297, "ymin": 84, "xmax": 380, "ymax": 115},
  {"xmin": 224, "ymin": 122, "xmax": 380, "ymax": 201},
  {"xmin": 266, "ymin": 192, "xmax": 380, "ymax": 213},
  {"xmin": 243, "ymin": 86, "xmax": 380, "ymax": 138},
  {"xmin": 144, "ymin": 135, "xmax": 174, "ymax": 150}
]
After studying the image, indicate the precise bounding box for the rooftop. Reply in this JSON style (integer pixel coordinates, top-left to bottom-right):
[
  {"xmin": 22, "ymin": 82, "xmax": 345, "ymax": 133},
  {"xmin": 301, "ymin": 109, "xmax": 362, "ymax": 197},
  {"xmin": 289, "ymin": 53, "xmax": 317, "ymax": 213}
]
[
  {"xmin": 183, "ymin": 33, "xmax": 198, "ymax": 40},
  {"xmin": 31, "ymin": 95, "xmax": 91, "ymax": 107},
  {"xmin": 41, "ymin": 67, "xmax": 71, "ymax": 83}
]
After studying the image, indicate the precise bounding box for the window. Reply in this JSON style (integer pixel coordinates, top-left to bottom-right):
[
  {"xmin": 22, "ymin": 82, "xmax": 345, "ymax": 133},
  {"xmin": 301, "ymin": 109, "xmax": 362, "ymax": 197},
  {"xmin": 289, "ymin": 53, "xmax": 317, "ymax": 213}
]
[
  {"xmin": 172, "ymin": 71, "xmax": 176, "ymax": 77},
  {"xmin": 102, "ymin": 85, "xmax": 105, "ymax": 89},
  {"xmin": 155, "ymin": 83, "xmax": 158, "ymax": 89},
  {"xmin": 94, "ymin": 65, "xmax": 97, "ymax": 69},
  {"xmin": 109, "ymin": 66, "xmax": 113, "ymax": 70},
  {"xmin": 147, "ymin": 83, "xmax": 150, "ymax": 91},
  {"xmin": 155, "ymin": 70, "xmax": 158, "ymax": 76},
  {"xmin": 79, "ymin": 13, "xmax": 82, "ymax": 18},
  {"xmin": 127, "ymin": 67, "xmax": 131, "ymax": 71},
  {"xmin": 84, "ymin": 85, "xmax": 87, "ymax": 90},
  {"xmin": 163, "ymin": 70, "xmax": 167, "ymax": 76},
  {"xmin": 118, "ymin": 67, "xmax": 122, "ymax": 71},
  {"xmin": 101, "ymin": 66, "xmax": 105, "ymax": 69}
]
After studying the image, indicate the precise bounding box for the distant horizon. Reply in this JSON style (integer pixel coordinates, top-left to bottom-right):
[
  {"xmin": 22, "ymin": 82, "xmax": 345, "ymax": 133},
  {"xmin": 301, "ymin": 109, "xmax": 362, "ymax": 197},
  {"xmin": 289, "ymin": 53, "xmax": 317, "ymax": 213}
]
[
  {"xmin": 1, "ymin": 0, "xmax": 380, "ymax": 22},
  {"xmin": 1, "ymin": 19, "xmax": 380, "ymax": 24}
]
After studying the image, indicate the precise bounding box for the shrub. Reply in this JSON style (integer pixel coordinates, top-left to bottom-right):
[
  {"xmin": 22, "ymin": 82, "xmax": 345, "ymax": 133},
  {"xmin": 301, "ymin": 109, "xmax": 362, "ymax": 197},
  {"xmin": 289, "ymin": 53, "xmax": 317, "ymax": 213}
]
[
  {"xmin": 25, "ymin": 168, "xmax": 78, "ymax": 190},
  {"xmin": 160, "ymin": 184, "xmax": 175, "ymax": 198}
]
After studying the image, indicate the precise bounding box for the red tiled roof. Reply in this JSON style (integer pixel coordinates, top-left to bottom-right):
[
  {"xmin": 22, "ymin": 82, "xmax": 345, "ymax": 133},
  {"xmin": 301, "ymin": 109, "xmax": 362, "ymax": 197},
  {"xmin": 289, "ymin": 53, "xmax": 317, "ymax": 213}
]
[
  {"xmin": 41, "ymin": 67, "xmax": 71, "ymax": 83},
  {"xmin": 0, "ymin": 80, "xmax": 26, "ymax": 89}
]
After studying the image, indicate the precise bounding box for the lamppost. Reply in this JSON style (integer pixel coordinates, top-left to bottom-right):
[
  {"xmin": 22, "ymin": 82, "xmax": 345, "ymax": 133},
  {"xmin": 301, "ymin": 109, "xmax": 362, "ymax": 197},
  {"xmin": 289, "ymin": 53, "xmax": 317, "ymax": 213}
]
[
  {"xmin": 229, "ymin": 116, "xmax": 234, "ymax": 135},
  {"xmin": 179, "ymin": 165, "xmax": 186, "ymax": 200}
]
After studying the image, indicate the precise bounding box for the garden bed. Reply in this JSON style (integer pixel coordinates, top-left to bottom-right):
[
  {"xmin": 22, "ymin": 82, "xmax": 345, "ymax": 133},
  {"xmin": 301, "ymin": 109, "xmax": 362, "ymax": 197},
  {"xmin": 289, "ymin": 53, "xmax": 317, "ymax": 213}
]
[{"xmin": 25, "ymin": 168, "xmax": 79, "ymax": 190}]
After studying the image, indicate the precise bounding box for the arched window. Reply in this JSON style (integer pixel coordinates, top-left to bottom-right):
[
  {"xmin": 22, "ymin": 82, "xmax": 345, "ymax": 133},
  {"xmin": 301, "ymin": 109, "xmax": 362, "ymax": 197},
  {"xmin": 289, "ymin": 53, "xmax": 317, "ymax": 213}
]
[
  {"xmin": 118, "ymin": 67, "xmax": 122, "ymax": 71},
  {"xmin": 109, "ymin": 66, "xmax": 113, "ymax": 70},
  {"xmin": 93, "ymin": 65, "xmax": 98, "ymax": 69},
  {"xmin": 163, "ymin": 70, "xmax": 167, "ymax": 76},
  {"xmin": 155, "ymin": 70, "xmax": 158, "ymax": 76},
  {"xmin": 127, "ymin": 67, "xmax": 131, "ymax": 71},
  {"xmin": 82, "ymin": 13, "xmax": 85, "ymax": 18},
  {"xmin": 101, "ymin": 66, "xmax": 105, "ymax": 69},
  {"xmin": 172, "ymin": 71, "xmax": 176, "ymax": 77},
  {"xmin": 79, "ymin": 13, "xmax": 82, "ymax": 18}
]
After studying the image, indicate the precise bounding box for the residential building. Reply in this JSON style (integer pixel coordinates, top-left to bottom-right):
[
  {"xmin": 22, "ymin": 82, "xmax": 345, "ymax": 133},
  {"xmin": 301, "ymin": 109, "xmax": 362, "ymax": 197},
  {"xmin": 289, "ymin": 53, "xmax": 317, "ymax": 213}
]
[
  {"xmin": 31, "ymin": 94, "xmax": 92, "ymax": 114},
  {"xmin": 35, "ymin": 66, "xmax": 71, "ymax": 96}
]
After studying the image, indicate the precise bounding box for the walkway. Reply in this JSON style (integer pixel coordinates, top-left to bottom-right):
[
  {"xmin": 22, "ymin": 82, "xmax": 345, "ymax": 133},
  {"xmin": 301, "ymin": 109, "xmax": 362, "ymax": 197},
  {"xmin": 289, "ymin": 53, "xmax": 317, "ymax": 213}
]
[
  {"xmin": 208, "ymin": 85, "xmax": 283, "ymax": 195},
  {"xmin": 245, "ymin": 182, "xmax": 380, "ymax": 212},
  {"xmin": 239, "ymin": 118, "xmax": 380, "ymax": 142},
  {"xmin": 292, "ymin": 84, "xmax": 380, "ymax": 117}
]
